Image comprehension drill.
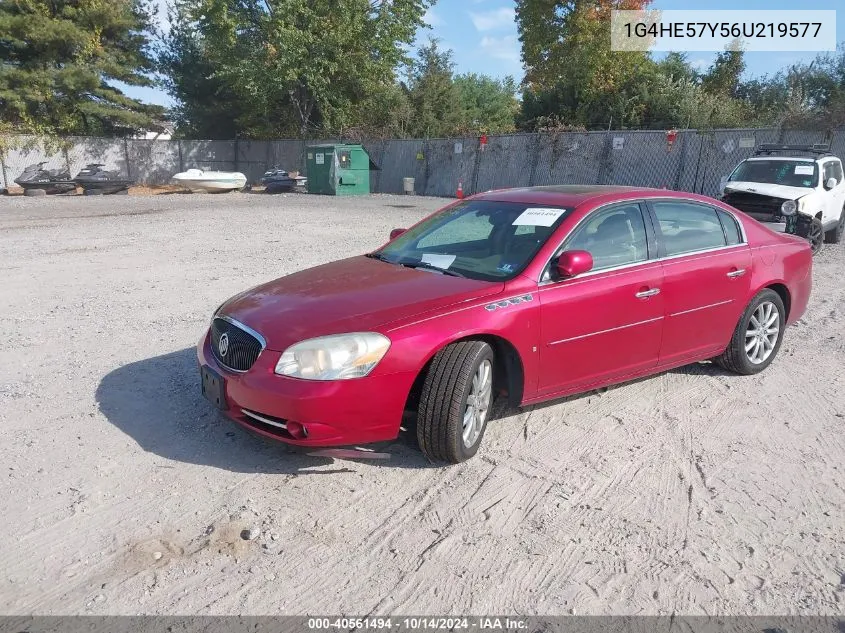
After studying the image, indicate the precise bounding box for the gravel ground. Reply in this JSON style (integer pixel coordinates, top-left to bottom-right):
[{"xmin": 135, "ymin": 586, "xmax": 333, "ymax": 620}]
[{"xmin": 0, "ymin": 192, "xmax": 843, "ymax": 615}]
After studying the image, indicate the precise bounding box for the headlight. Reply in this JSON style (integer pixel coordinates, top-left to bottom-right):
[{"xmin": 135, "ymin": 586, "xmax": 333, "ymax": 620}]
[
  {"xmin": 781, "ymin": 200, "xmax": 797, "ymax": 216},
  {"xmin": 274, "ymin": 333, "xmax": 391, "ymax": 380}
]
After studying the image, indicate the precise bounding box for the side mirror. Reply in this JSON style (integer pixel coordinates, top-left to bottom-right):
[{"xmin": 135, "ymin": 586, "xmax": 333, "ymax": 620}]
[
  {"xmin": 390, "ymin": 228, "xmax": 406, "ymax": 240},
  {"xmin": 556, "ymin": 250, "xmax": 593, "ymax": 278},
  {"xmin": 824, "ymin": 177, "xmax": 837, "ymax": 190}
]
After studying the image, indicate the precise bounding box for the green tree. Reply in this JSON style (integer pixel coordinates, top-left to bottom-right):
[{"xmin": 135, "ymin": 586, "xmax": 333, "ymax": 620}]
[
  {"xmin": 158, "ymin": 0, "xmax": 432, "ymax": 138},
  {"xmin": 405, "ymin": 39, "xmax": 458, "ymax": 137},
  {"xmin": 452, "ymin": 74, "xmax": 519, "ymax": 134},
  {"xmin": 400, "ymin": 40, "xmax": 519, "ymax": 137},
  {"xmin": 0, "ymin": 0, "xmax": 163, "ymax": 136},
  {"xmin": 701, "ymin": 49, "xmax": 746, "ymax": 98},
  {"xmin": 515, "ymin": 0, "xmax": 654, "ymax": 129},
  {"xmin": 656, "ymin": 52, "xmax": 699, "ymax": 84},
  {"xmin": 799, "ymin": 46, "xmax": 845, "ymax": 126},
  {"xmin": 157, "ymin": 1, "xmax": 257, "ymax": 138}
]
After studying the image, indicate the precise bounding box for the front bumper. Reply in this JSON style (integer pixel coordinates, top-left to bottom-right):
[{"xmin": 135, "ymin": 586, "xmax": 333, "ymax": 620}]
[
  {"xmin": 761, "ymin": 213, "xmax": 818, "ymax": 239},
  {"xmin": 197, "ymin": 331, "xmax": 415, "ymax": 446}
]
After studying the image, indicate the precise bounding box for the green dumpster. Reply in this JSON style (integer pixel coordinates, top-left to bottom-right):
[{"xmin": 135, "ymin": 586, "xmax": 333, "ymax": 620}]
[{"xmin": 305, "ymin": 144, "xmax": 379, "ymax": 196}]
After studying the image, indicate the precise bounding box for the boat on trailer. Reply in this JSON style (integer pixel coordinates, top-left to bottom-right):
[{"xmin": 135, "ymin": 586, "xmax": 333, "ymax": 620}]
[{"xmin": 171, "ymin": 169, "xmax": 247, "ymax": 193}]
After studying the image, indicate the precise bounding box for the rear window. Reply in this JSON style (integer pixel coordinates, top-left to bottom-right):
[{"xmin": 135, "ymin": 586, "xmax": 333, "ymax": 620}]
[
  {"xmin": 652, "ymin": 201, "xmax": 727, "ymax": 256},
  {"xmin": 717, "ymin": 209, "xmax": 743, "ymax": 245}
]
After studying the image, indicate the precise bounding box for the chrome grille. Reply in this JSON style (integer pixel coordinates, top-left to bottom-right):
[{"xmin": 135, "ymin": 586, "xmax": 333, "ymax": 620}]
[{"xmin": 210, "ymin": 317, "xmax": 263, "ymax": 372}]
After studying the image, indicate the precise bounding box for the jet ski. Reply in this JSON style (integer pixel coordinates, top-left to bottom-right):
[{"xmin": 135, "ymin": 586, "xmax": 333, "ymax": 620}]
[
  {"xmin": 74, "ymin": 164, "xmax": 134, "ymax": 195},
  {"xmin": 171, "ymin": 169, "xmax": 247, "ymax": 193},
  {"xmin": 260, "ymin": 168, "xmax": 307, "ymax": 193},
  {"xmin": 14, "ymin": 162, "xmax": 76, "ymax": 194}
]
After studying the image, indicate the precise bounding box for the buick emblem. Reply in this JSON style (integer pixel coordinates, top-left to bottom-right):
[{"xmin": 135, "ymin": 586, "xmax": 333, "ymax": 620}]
[{"xmin": 219, "ymin": 333, "xmax": 229, "ymax": 357}]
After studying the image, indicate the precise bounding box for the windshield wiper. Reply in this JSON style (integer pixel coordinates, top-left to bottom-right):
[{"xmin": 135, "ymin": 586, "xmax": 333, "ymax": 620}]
[
  {"xmin": 367, "ymin": 253, "xmax": 467, "ymax": 278},
  {"xmin": 402, "ymin": 262, "xmax": 467, "ymax": 278},
  {"xmin": 365, "ymin": 252, "xmax": 392, "ymax": 263}
]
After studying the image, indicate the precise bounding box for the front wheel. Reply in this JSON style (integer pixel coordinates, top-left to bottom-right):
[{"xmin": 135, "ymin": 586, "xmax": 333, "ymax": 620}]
[
  {"xmin": 714, "ymin": 289, "xmax": 786, "ymax": 375},
  {"xmin": 825, "ymin": 210, "xmax": 845, "ymax": 244},
  {"xmin": 807, "ymin": 217, "xmax": 824, "ymax": 254},
  {"xmin": 417, "ymin": 341, "xmax": 495, "ymax": 464}
]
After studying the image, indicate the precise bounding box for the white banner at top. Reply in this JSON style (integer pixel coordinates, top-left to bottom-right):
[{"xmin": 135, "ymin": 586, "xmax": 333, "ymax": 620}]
[{"xmin": 611, "ymin": 10, "xmax": 837, "ymax": 52}]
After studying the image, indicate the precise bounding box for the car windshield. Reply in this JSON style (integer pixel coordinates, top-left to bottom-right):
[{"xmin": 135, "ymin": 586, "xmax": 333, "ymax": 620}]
[
  {"xmin": 728, "ymin": 159, "xmax": 818, "ymax": 188},
  {"xmin": 373, "ymin": 200, "xmax": 572, "ymax": 281}
]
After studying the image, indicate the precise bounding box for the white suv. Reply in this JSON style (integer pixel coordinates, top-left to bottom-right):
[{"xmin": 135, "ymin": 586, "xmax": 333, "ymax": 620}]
[{"xmin": 720, "ymin": 144, "xmax": 845, "ymax": 254}]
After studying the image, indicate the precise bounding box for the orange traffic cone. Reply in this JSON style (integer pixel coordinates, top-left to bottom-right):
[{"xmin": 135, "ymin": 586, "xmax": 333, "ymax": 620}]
[{"xmin": 456, "ymin": 180, "xmax": 464, "ymax": 199}]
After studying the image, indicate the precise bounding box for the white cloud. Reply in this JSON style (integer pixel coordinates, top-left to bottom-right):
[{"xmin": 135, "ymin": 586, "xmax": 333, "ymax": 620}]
[
  {"xmin": 468, "ymin": 7, "xmax": 515, "ymax": 32},
  {"xmin": 423, "ymin": 7, "xmax": 442, "ymax": 27},
  {"xmin": 479, "ymin": 34, "xmax": 521, "ymax": 63},
  {"xmin": 689, "ymin": 56, "xmax": 715, "ymax": 71}
]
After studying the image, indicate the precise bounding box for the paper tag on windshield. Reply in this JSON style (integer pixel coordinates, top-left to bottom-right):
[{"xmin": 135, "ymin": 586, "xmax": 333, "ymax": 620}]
[
  {"xmin": 513, "ymin": 207, "xmax": 566, "ymax": 227},
  {"xmin": 794, "ymin": 165, "xmax": 814, "ymax": 175},
  {"xmin": 421, "ymin": 253, "xmax": 456, "ymax": 269}
]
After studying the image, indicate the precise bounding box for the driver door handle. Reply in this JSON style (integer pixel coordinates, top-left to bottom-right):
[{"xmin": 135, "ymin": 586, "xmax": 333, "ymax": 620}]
[
  {"xmin": 727, "ymin": 268, "xmax": 746, "ymax": 278},
  {"xmin": 635, "ymin": 288, "xmax": 660, "ymax": 299}
]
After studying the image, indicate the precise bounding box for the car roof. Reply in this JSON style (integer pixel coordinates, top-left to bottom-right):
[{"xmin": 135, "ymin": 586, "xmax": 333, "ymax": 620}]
[{"xmin": 473, "ymin": 185, "xmax": 688, "ymax": 207}]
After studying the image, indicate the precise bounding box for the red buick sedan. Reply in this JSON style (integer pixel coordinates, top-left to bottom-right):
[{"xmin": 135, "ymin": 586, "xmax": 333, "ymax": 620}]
[{"xmin": 198, "ymin": 186, "xmax": 812, "ymax": 463}]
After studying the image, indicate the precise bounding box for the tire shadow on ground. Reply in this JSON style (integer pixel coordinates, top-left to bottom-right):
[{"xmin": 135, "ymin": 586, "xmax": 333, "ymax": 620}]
[{"xmin": 95, "ymin": 347, "xmax": 435, "ymax": 474}]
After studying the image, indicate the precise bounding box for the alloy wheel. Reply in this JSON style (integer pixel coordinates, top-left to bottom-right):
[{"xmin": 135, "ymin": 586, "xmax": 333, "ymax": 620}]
[
  {"xmin": 462, "ymin": 359, "xmax": 493, "ymax": 448},
  {"xmin": 745, "ymin": 301, "xmax": 780, "ymax": 365}
]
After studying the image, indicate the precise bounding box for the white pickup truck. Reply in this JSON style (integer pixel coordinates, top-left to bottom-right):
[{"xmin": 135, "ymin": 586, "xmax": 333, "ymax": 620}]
[{"xmin": 720, "ymin": 144, "xmax": 845, "ymax": 254}]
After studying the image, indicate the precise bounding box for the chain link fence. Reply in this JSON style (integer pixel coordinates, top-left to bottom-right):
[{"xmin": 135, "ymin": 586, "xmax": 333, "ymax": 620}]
[{"xmin": 2, "ymin": 128, "xmax": 843, "ymax": 198}]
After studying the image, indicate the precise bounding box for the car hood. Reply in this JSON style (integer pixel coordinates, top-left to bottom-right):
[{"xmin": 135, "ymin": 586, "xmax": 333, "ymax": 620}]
[
  {"xmin": 723, "ymin": 181, "xmax": 813, "ymax": 201},
  {"xmin": 218, "ymin": 256, "xmax": 504, "ymax": 350}
]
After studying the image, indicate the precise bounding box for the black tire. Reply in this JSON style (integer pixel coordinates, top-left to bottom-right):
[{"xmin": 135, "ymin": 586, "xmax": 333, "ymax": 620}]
[
  {"xmin": 807, "ymin": 217, "xmax": 824, "ymax": 255},
  {"xmin": 416, "ymin": 341, "xmax": 495, "ymax": 464},
  {"xmin": 825, "ymin": 209, "xmax": 845, "ymax": 244},
  {"xmin": 714, "ymin": 289, "xmax": 786, "ymax": 375}
]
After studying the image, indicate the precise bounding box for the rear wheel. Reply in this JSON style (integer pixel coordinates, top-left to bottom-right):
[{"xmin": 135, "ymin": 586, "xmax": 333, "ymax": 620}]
[
  {"xmin": 825, "ymin": 209, "xmax": 845, "ymax": 244},
  {"xmin": 417, "ymin": 341, "xmax": 495, "ymax": 464},
  {"xmin": 714, "ymin": 289, "xmax": 785, "ymax": 375}
]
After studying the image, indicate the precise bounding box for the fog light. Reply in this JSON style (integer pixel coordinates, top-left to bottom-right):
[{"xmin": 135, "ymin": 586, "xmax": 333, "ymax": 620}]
[{"xmin": 287, "ymin": 421, "xmax": 307, "ymax": 439}]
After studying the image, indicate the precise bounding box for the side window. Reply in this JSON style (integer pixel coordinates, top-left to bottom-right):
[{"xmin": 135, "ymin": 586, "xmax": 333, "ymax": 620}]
[
  {"xmin": 561, "ymin": 203, "xmax": 648, "ymax": 272},
  {"xmin": 823, "ymin": 162, "xmax": 835, "ymax": 183},
  {"xmin": 652, "ymin": 202, "xmax": 727, "ymax": 256},
  {"xmin": 829, "ymin": 160, "xmax": 843, "ymax": 184},
  {"xmin": 717, "ymin": 209, "xmax": 743, "ymax": 246},
  {"xmin": 417, "ymin": 210, "xmax": 493, "ymax": 249}
]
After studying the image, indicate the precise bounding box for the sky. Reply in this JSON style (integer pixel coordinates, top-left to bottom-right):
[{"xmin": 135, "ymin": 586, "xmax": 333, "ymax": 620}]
[{"xmin": 122, "ymin": 0, "xmax": 844, "ymax": 108}]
